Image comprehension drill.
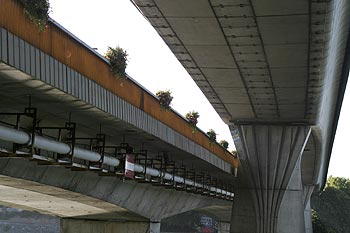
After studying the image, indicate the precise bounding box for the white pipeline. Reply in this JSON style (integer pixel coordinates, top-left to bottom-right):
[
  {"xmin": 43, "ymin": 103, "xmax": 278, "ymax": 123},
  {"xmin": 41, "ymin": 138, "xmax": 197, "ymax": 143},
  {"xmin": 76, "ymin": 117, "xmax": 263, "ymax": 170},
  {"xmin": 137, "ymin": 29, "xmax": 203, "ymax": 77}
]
[{"xmin": 0, "ymin": 124, "xmax": 234, "ymax": 197}]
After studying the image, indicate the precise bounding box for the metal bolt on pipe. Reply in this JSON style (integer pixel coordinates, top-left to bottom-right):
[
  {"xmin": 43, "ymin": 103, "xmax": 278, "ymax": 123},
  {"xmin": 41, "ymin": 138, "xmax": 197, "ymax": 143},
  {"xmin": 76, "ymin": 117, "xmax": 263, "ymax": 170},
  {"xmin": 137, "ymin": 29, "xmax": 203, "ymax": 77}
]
[{"xmin": 0, "ymin": 125, "xmax": 234, "ymax": 198}]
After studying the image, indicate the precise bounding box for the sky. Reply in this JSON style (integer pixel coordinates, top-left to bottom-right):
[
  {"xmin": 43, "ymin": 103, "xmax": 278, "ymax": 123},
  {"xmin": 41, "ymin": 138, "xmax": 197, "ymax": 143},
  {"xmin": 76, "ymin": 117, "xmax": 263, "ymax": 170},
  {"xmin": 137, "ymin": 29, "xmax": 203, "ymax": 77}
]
[{"xmin": 48, "ymin": 0, "xmax": 350, "ymax": 179}]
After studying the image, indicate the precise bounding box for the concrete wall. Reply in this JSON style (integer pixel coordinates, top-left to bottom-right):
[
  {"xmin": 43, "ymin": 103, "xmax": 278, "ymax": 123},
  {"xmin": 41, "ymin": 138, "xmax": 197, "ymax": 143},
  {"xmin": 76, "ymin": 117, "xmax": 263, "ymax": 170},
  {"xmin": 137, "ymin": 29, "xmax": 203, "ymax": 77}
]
[{"xmin": 60, "ymin": 218, "xmax": 148, "ymax": 233}]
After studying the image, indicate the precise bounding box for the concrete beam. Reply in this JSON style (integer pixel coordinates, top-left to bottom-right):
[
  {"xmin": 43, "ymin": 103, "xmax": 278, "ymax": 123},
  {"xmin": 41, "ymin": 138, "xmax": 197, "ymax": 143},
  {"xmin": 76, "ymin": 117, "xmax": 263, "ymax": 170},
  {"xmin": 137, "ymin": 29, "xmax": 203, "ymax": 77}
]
[{"xmin": 0, "ymin": 157, "xmax": 230, "ymax": 221}]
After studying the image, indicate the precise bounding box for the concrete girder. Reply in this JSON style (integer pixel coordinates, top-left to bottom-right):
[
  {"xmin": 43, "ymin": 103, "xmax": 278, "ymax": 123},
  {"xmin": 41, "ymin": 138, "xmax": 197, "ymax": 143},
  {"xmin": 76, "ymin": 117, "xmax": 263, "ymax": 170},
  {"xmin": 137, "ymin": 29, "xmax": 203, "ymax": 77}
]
[{"xmin": 0, "ymin": 157, "xmax": 231, "ymax": 221}]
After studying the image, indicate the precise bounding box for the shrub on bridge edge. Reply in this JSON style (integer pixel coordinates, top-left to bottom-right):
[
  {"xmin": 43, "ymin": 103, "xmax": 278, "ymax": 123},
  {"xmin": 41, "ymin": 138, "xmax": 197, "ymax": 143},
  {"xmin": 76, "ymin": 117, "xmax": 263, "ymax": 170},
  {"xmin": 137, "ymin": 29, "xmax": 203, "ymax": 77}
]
[
  {"xmin": 156, "ymin": 90, "xmax": 173, "ymax": 110},
  {"xmin": 105, "ymin": 46, "xmax": 128, "ymax": 81},
  {"xmin": 185, "ymin": 111, "xmax": 199, "ymax": 133},
  {"xmin": 207, "ymin": 129, "xmax": 217, "ymax": 143},
  {"xmin": 17, "ymin": 0, "xmax": 51, "ymax": 32},
  {"xmin": 219, "ymin": 140, "xmax": 229, "ymax": 149},
  {"xmin": 231, "ymin": 150, "xmax": 238, "ymax": 158}
]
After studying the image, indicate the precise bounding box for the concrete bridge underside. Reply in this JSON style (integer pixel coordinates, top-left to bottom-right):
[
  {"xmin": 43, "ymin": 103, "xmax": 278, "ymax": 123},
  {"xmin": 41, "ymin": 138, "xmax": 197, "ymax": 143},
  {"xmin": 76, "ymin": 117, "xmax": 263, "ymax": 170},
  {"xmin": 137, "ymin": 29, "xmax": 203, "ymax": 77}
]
[
  {"xmin": 0, "ymin": 1, "xmax": 240, "ymax": 232},
  {"xmin": 133, "ymin": 0, "xmax": 350, "ymax": 232},
  {"xmin": 0, "ymin": 156, "xmax": 231, "ymax": 232}
]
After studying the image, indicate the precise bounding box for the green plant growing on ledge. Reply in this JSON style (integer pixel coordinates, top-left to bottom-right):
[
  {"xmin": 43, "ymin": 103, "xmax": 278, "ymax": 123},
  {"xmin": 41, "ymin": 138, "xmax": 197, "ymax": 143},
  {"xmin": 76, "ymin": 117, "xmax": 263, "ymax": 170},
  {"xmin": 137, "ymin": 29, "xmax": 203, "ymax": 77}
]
[
  {"xmin": 105, "ymin": 46, "xmax": 128, "ymax": 80},
  {"xmin": 17, "ymin": 0, "xmax": 51, "ymax": 32},
  {"xmin": 207, "ymin": 129, "xmax": 217, "ymax": 143},
  {"xmin": 219, "ymin": 140, "xmax": 229, "ymax": 149},
  {"xmin": 185, "ymin": 111, "xmax": 199, "ymax": 133},
  {"xmin": 231, "ymin": 150, "xmax": 238, "ymax": 158},
  {"xmin": 156, "ymin": 90, "xmax": 173, "ymax": 110}
]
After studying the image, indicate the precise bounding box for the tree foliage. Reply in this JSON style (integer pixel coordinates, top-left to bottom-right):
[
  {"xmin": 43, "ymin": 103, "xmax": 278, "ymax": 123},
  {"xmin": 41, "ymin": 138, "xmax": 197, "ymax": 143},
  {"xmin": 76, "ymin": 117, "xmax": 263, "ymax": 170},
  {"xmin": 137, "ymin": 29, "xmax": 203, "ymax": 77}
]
[
  {"xmin": 17, "ymin": 0, "xmax": 51, "ymax": 31},
  {"xmin": 312, "ymin": 176, "xmax": 350, "ymax": 233},
  {"xmin": 105, "ymin": 46, "xmax": 128, "ymax": 79},
  {"xmin": 326, "ymin": 176, "xmax": 350, "ymax": 193}
]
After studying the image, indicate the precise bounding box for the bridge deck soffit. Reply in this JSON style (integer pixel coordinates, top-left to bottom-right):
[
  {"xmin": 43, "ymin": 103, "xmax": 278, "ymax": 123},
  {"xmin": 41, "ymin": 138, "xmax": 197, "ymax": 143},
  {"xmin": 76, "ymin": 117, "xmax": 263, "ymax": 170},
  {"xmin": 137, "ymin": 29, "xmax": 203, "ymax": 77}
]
[{"xmin": 133, "ymin": 0, "xmax": 345, "ymax": 126}]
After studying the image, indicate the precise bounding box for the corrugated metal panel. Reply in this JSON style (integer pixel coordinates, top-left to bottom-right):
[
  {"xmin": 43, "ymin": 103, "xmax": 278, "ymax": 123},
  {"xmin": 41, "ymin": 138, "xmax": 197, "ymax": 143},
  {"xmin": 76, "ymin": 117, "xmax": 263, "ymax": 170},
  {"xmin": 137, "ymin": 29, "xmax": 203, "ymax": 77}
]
[
  {"xmin": 93, "ymin": 80, "xmax": 97, "ymax": 108},
  {"xmin": 62, "ymin": 64, "xmax": 67, "ymax": 93},
  {"xmin": 112, "ymin": 93, "xmax": 116, "ymax": 116},
  {"xmin": 84, "ymin": 77, "xmax": 89, "ymax": 103},
  {"xmin": 123, "ymin": 100, "xmax": 128, "ymax": 123},
  {"xmin": 119, "ymin": 98, "xmax": 123, "ymax": 120},
  {"xmin": 168, "ymin": 128, "xmax": 175, "ymax": 145},
  {"xmin": 105, "ymin": 89, "xmax": 109, "ymax": 112},
  {"xmin": 129, "ymin": 104, "xmax": 134, "ymax": 124},
  {"xmin": 88, "ymin": 79, "xmax": 93, "ymax": 104},
  {"xmin": 30, "ymin": 44, "xmax": 36, "ymax": 77},
  {"xmin": 19, "ymin": 38, "xmax": 25, "ymax": 72},
  {"xmin": 80, "ymin": 76, "xmax": 85, "ymax": 102},
  {"xmin": 44, "ymin": 54, "xmax": 50, "ymax": 83},
  {"xmin": 101, "ymin": 88, "xmax": 106, "ymax": 112},
  {"xmin": 137, "ymin": 109, "xmax": 142, "ymax": 127},
  {"xmin": 174, "ymin": 132, "xmax": 181, "ymax": 148},
  {"xmin": 39, "ymin": 51, "xmax": 45, "ymax": 82},
  {"xmin": 92, "ymin": 81, "xmax": 97, "ymax": 106},
  {"xmin": 87, "ymin": 79, "xmax": 92, "ymax": 104},
  {"xmin": 49, "ymin": 55, "xmax": 55, "ymax": 85},
  {"xmin": 35, "ymin": 48, "xmax": 40, "ymax": 79},
  {"xmin": 152, "ymin": 118, "xmax": 158, "ymax": 137},
  {"xmin": 77, "ymin": 73, "xmax": 82, "ymax": 99},
  {"xmin": 132, "ymin": 106, "xmax": 137, "ymax": 125},
  {"xmin": 13, "ymin": 35, "xmax": 19, "ymax": 68},
  {"xmin": 54, "ymin": 59, "xmax": 59, "ymax": 87},
  {"xmin": 25, "ymin": 41, "xmax": 31, "ymax": 74},
  {"xmin": 58, "ymin": 62, "xmax": 63, "ymax": 90},
  {"xmin": 98, "ymin": 82, "xmax": 102, "ymax": 109},
  {"xmin": 7, "ymin": 31, "xmax": 14, "ymax": 66},
  {"xmin": 0, "ymin": 28, "xmax": 2, "ymax": 61},
  {"xmin": 0, "ymin": 28, "xmax": 7, "ymax": 63},
  {"xmin": 66, "ymin": 67, "xmax": 72, "ymax": 94},
  {"xmin": 84, "ymin": 79, "xmax": 88, "ymax": 103},
  {"xmin": 113, "ymin": 93, "xmax": 117, "ymax": 115},
  {"xmin": 118, "ymin": 98, "xmax": 122, "ymax": 120},
  {"xmin": 75, "ymin": 72, "xmax": 83, "ymax": 99},
  {"xmin": 138, "ymin": 109, "xmax": 143, "ymax": 126},
  {"xmin": 73, "ymin": 70, "xmax": 79, "ymax": 98},
  {"xmin": 106, "ymin": 91, "xmax": 110, "ymax": 113},
  {"xmin": 127, "ymin": 102, "xmax": 132, "ymax": 123},
  {"xmin": 110, "ymin": 92, "xmax": 114, "ymax": 115},
  {"xmin": 188, "ymin": 141, "xmax": 194, "ymax": 154},
  {"xmin": 144, "ymin": 114, "xmax": 149, "ymax": 132},
  {"xmin": 69, "ymin": 69, "xmax": 74, "ymax": 96}
]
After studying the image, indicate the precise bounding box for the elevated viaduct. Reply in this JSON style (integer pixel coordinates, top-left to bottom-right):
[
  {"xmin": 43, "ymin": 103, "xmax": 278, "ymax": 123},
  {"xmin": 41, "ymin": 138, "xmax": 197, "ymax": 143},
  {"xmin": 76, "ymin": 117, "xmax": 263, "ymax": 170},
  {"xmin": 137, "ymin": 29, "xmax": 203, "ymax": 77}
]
[
  {"xmin": 0, "ymin": 1, "xmax": 238, "ymax": 232},
  {"xmin": 132, "ymin": 0, "xmax": 350, "ymax": 232}
]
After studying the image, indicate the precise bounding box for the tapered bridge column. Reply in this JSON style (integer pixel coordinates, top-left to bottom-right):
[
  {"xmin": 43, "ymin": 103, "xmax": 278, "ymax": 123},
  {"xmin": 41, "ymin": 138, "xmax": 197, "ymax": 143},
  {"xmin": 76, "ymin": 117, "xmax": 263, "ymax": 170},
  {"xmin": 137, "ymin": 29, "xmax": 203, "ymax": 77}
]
[{"xmin": 230, "ymin": 125, "xmax": 311, "ymax": 233}]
